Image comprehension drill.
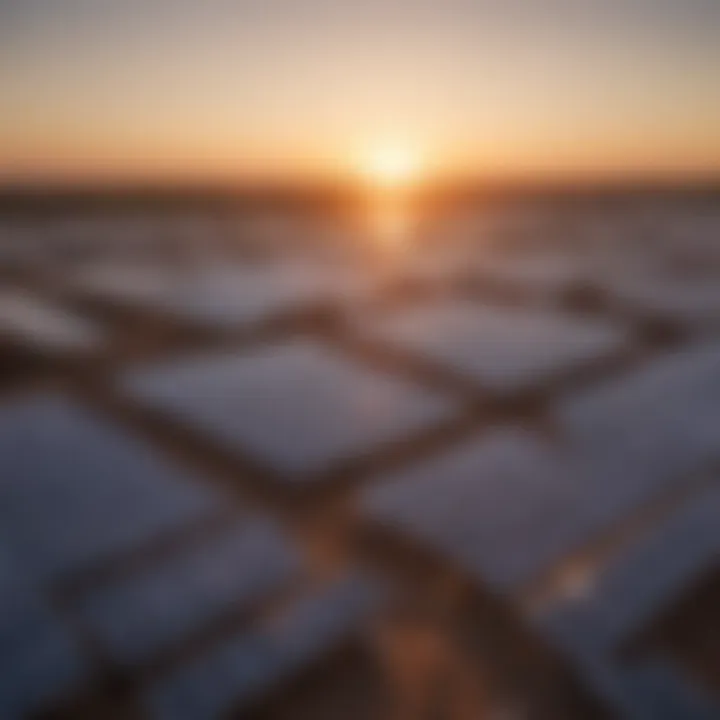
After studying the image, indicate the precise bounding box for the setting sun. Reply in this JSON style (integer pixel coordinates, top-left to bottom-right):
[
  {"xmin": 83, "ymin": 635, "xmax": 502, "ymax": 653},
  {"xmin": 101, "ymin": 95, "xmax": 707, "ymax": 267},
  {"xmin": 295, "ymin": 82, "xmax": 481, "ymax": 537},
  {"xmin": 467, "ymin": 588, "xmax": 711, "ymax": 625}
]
[{"xmin": 360, "ymin": 147, "xmax": 421, "ymax": 189}]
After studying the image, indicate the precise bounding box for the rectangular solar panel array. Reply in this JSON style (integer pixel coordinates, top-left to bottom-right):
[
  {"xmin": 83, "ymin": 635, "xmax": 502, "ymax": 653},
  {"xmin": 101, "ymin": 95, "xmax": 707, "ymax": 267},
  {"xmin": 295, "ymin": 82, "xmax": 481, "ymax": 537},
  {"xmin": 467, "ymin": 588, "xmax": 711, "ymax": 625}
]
[{"xmin": 1, "ymin": 201, "xmax": 719, "ymax": 719}]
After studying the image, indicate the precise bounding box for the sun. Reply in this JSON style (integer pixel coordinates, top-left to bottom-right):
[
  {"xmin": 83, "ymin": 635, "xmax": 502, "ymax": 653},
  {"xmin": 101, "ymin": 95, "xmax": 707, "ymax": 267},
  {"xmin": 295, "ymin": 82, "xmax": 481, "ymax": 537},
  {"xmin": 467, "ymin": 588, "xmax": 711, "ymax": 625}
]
[{"xmin": 360, "ymin": 146, "xmax": 421, "ymax": 189}]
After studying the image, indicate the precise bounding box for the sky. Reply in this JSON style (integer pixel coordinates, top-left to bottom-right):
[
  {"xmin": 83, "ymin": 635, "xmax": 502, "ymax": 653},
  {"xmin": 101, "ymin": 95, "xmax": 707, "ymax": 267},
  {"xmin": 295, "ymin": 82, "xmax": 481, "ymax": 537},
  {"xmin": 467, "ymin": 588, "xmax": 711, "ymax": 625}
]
[{"xmin": 1, "ymin": 0, "xmax": 720, "ymax": 185}]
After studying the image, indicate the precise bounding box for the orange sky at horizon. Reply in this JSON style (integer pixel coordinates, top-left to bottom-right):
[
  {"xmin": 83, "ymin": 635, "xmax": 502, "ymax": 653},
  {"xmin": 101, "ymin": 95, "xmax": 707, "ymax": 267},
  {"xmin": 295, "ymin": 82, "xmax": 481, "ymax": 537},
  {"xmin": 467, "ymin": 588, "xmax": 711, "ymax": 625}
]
[{"xmin": 2, "ymin": 1, "xmax": 720, "ymax": 187}]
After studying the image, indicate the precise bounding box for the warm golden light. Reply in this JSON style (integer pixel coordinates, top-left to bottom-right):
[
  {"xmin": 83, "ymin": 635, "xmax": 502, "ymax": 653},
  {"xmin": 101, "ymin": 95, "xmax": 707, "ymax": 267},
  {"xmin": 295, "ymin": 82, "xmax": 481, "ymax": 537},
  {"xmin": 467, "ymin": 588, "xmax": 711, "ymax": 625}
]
[{"xmin": 360, "ymin": 146, "xmax": 421, "ymax": 189}]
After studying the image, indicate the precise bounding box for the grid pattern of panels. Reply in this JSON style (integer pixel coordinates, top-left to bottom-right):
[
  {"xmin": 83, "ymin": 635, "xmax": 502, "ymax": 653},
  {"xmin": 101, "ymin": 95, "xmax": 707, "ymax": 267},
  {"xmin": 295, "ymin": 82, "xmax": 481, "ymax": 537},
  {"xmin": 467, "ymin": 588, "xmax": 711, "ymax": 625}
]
[{"xmin": 1, "ymin": 200, "xmax": 719, "ymax": 719}]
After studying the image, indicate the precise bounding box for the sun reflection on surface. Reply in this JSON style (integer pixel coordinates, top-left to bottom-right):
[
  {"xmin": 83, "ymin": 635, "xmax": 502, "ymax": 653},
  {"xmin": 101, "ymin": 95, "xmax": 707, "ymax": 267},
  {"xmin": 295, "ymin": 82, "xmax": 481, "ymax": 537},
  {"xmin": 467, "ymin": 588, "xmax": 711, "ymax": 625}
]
[
  {"xmin": 351, "ymin": 145, "xmax": 426, "ymax": 274},
  {"xmin": 371, "ymin": 200, "xmax": 413, "ymax": 248}
]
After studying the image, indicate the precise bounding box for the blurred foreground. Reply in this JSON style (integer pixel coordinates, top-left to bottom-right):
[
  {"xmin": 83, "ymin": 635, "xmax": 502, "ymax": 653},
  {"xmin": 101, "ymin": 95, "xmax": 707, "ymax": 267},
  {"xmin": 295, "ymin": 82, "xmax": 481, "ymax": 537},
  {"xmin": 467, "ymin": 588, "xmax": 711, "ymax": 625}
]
[{"xmin": 1, "ymin": 188, "xmax": 720, "ymax": 719}]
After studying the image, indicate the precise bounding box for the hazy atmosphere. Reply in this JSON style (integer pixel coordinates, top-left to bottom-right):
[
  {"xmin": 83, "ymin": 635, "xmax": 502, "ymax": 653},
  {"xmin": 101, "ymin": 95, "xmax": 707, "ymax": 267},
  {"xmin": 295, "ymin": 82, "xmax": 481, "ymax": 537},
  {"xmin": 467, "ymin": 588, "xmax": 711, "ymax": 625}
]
[
  {"xmin": 2, "ymin": 0, "xmax": 720, "ymax": 185},
  {"xmin": 2, "ymin": 4, "xmax": 720, "ymax": 720}
]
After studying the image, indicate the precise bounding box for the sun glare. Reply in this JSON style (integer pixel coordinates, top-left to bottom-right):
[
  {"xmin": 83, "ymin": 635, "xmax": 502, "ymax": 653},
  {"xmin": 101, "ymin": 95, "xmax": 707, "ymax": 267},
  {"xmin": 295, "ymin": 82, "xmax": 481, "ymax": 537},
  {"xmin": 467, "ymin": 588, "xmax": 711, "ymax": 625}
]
[{"xmin": 361, "ymin": 147, "xmax": 421, "ymax": 189}]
